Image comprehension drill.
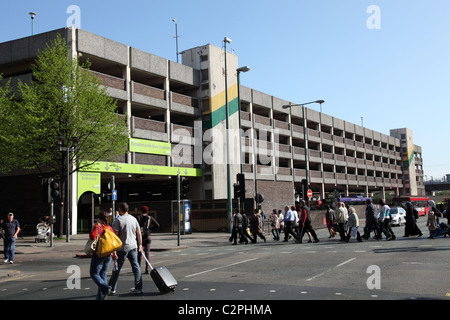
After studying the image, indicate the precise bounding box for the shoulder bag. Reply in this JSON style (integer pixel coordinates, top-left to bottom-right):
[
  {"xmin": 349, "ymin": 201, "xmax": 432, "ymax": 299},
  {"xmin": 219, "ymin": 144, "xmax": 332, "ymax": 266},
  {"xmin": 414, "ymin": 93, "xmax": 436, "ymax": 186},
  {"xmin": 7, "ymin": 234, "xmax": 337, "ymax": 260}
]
[
  {"xmin": 84, "ymin": 224, "xmax": 100, "ymax": 256},
  {"xmin": 96, "ymin": 227, "xmax": 123, "ymax": 258}
]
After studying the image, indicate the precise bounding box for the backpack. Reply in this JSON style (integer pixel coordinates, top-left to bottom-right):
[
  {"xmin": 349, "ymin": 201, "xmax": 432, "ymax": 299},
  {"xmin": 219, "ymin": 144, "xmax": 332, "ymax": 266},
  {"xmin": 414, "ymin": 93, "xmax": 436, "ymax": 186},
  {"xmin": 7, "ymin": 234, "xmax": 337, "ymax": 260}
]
[
  {"xmin": 140, "ymin": 216, "xmax": 150, "ymax": 238},
  {"xmin": 235, "ymin": 213, "xmax": 243, "ymax": 228}
]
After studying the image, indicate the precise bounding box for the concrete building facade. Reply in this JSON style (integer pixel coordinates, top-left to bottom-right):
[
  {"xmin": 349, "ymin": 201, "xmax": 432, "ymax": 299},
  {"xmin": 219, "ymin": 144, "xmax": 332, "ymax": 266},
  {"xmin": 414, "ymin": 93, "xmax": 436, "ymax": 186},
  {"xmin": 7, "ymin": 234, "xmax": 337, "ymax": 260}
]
[{"xmin": 0, "ymin": 28, "xmax": 425, "ymax": 233}]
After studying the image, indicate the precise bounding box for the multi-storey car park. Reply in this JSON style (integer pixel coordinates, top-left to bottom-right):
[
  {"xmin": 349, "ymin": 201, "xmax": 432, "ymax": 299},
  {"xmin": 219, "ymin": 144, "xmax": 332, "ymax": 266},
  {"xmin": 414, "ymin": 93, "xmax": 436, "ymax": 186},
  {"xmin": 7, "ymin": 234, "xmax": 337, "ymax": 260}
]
[{"xmin": 0, "ymin": 28, "xmax": 425, "ymax": 234}]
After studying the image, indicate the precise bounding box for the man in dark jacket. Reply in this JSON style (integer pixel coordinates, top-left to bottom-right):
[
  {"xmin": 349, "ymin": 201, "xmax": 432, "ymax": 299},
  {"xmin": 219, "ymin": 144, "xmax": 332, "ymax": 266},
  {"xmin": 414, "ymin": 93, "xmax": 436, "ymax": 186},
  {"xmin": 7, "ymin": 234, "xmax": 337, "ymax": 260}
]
[
  {"xmin": 231, "ymin": 209, "xmax": 247, "ymax": 245},
  {"xmin": 362, "ymin": 199, "xmax": 380, "ymax": 240},
  {"xmin": 297, "ymin": 201, "xmax": 319, "ymax": 243}
]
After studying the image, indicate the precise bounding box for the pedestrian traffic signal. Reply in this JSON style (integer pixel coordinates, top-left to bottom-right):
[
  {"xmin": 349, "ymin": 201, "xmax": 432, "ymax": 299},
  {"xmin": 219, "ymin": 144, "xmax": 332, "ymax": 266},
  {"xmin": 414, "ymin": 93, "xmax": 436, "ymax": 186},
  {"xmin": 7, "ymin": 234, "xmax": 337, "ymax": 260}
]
[
  {"xmin": 49, "ymin": 178, "xmax": 61, "ymax": 201},
  {"xmin": 181, "ymin": 178, "xmax": 190, "ymax": 199}
]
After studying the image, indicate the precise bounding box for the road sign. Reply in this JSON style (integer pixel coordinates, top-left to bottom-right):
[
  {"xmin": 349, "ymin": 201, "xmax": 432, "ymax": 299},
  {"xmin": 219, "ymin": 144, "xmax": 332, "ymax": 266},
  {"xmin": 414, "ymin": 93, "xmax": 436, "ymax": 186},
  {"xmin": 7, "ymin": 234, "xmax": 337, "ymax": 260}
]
[
  {"xmin": 255, "ymin": 193, "xmax": 264, "ymax": 204},
  {"xmin": 307, "ymin": 189, "xmax": 313, "ymax": 199},
  {"xmin": 112, "ymin": 190, "xmax": 117, "ymax": 201}
]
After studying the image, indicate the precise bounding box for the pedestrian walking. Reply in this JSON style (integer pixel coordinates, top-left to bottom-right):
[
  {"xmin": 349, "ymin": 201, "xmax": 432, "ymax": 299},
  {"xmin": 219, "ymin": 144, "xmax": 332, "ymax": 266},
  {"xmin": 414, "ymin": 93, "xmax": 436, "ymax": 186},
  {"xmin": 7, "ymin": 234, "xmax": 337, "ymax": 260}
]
[
  {"xmin": 346, "ymin": 207, "xmax": 362, "ymax": 242},
  {"xmin": 378, "ymin": 199, "xmax": 395, "ymax": 240},
  {"xmin": 335, "ymin": 202, "xmax": 347, "ymax": 241},
  {"xmin": 362, "ymin": 199, "xmax": 381, "ymax": 240},
  {"xmin": 270, "ymin": 209, "xmax": 280, "ymax": 241},
  {"xmin": 249, "ymin": 209, "xmax": 266, "ymax": 243},
  {"xmin": 240, "ymin": 211, "xmax": 254, "ymax": 243},
  {"xmin": 108, "ymin": 202, "xmax": 144, "ymax": 295},
  {"xmin": 292, "ymin": 206, "xmax": 300, "ymax": 239},
  {"xmin": 341, "ymin": 202, "xmax": 349, "ymax": 227},
  {"xmin": 282, "ymin": 206, "xmax": 297, "ymax": 242},
  {"xmin": 137, "ymin": 206, "xmax": 160, "ymax": 274},
  {"xmin": 325, "ymin": 205, "xmax": 336, "ymax": 238},
  {"xmin": 403, "ymin": 202, "xmax": 423, "ymax": 238},
  {"xmin": 89, "ymin": 210, "xmax": 115, "ymax": 300},
  {"xmin": 278, "ymin": 209, "xmax": 285, "ymax": 233},
  {"xmin": 260, "ymin": 210, "xmax": 266, "ymax": 233},
  {"xmin": 1, "ymin": 213, "xmax": 20, "ymax": 264},
  {"xmin": 297, "ymin": 200, "xmax": 319, "ymax": 243},
  {"xmin": 426, "ymin": 208, "xmax": 438, "ymax": 239},
  {"xmin": 444, "ymin": 199, "xmax": 450, "ymax": 224},
  {"xmin": 230, "ymin": 208, "xmax": 247, "ymax": 245}
]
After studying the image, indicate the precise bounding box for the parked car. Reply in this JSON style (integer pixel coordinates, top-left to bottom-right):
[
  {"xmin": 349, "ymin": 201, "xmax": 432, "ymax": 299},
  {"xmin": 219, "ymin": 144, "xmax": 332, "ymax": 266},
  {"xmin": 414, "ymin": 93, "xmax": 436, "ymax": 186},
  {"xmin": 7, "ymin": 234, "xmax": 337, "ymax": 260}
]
[{"xmin": 389, "ymin": 207, "xmax": 406, "ymax": 226}]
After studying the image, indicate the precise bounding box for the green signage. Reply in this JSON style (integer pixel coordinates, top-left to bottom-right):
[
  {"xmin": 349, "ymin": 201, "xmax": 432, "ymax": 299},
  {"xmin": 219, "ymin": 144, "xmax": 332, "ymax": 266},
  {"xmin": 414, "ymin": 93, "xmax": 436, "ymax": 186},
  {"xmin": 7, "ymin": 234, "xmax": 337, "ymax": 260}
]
[
  {"xmin": 77, "ymin": 172, "xmax": 101, "ymax": 200},
  {"xmin": 80, "ymin": 161, "xmax": 202, "ymax": 177},
  {"xmin": 129, "ymin": 138, "xmax": 171, "ymax": 156}
]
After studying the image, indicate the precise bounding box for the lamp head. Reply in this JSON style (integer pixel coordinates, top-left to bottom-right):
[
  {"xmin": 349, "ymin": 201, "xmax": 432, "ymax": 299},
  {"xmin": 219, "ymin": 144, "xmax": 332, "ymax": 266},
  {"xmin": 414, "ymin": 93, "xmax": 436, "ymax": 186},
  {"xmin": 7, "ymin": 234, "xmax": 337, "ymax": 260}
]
[
  {"xmin": 237, "ymin": 66, "xmax": 250, "ymax": 73},
  {"xmin": 29, "ymin": 12, "xmax": 36, "ymax": 19}
]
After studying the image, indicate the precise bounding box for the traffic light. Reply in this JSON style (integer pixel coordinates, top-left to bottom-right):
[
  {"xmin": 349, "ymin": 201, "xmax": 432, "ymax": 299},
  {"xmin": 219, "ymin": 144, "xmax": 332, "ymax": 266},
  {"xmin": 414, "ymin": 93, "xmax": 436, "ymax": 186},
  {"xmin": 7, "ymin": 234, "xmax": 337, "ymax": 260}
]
[
  {"xmin": 181, "ymin": 178, "xmax": 189, "ymax": 199},
  {"xmin": 234, "ymin": 173, "xmax": 246, "ymax": 201},
  {"xmin": 234, "ymin": 183, "xmax": 241, "ymax": 200},
  {"xmin": 49, "ymin": 178, "xmax": 61, "ymax": 201},
  {"xmin": 301, "ymin": 179, "xmax": 308, "ymax": 200}
]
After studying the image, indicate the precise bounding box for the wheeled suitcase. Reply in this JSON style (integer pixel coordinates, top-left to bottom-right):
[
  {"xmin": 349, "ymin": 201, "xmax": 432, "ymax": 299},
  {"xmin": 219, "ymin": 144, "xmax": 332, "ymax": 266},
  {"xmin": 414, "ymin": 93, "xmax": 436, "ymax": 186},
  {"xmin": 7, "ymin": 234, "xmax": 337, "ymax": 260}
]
[
  {"xmin": 142, "ymin": 254, "xmax": 177, "ymax": 294},
  {"xmin": 439, "ymin": 222, "xmax": 450, "ymax": 237}
]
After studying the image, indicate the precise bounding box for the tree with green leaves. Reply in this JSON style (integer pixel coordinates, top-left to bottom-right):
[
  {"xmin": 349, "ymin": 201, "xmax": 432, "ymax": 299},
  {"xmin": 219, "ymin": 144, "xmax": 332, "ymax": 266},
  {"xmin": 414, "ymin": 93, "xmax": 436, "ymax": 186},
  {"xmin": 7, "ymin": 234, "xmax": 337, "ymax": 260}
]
[
  {"xmin": 0, "ymin": 34, "xmax": 128, "ymax": 176},
  {"xmin": 0, "ymin": 34, "xmax": 128, "ymax": 236}
]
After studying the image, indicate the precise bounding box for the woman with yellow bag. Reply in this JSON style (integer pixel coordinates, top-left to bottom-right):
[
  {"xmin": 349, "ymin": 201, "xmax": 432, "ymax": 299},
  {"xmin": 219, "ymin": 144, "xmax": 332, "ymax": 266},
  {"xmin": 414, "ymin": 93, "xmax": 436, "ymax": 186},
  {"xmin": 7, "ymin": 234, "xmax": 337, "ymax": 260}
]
[{"xmin": 89, "ymin": 210, "xmax": 117, "ymax": 300}]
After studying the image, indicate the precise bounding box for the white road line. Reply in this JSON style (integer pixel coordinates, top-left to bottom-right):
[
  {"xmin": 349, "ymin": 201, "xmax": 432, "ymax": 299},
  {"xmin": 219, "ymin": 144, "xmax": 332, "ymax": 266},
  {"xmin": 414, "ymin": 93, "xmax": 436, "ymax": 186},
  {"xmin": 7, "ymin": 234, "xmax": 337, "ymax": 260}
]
[
  {"xmin": 185, "ymin": 258, "xmax": 258, "ymax": 278},
  {"xmin": 306, "ymin": 258, "xmax": 356, "ymax": 282}
]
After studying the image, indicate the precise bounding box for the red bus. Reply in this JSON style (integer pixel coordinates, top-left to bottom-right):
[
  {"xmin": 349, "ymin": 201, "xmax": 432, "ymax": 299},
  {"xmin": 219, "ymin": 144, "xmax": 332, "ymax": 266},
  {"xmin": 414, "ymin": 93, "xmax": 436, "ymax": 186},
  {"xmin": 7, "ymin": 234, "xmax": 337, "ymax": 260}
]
[{"xmin": 392, "ymin": 196, "xmax": 430, "ymax": 216}]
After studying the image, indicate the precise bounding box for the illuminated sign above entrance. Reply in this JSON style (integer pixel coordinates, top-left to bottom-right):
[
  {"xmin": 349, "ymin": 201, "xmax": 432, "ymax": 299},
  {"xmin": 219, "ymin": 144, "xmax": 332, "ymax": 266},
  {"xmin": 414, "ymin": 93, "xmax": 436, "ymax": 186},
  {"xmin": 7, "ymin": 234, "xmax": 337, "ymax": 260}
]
[{"xmin": 80, "ymin": 161, "xmax": 202, "ymax": 177}]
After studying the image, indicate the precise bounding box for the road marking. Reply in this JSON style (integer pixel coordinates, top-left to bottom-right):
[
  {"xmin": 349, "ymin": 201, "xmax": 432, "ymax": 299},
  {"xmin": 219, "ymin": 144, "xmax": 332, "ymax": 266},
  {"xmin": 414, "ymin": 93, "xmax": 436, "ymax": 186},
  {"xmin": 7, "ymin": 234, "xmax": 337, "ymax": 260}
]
[
  {"xmin": 306, "ymin": 258, "xmax": 356, "ymax": 282},
  {"xmin": 185, "ymin": 258, "xmax": 258, "ymax": 278}
]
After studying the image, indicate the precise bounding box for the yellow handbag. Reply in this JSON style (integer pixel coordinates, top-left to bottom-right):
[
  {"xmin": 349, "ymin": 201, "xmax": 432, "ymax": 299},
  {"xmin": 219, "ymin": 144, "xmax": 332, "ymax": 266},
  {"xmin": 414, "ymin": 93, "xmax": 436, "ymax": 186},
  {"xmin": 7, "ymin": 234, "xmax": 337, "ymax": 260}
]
[{"xmin": 96, "ymin": 227, "xmax": 122, "ymax": 258}]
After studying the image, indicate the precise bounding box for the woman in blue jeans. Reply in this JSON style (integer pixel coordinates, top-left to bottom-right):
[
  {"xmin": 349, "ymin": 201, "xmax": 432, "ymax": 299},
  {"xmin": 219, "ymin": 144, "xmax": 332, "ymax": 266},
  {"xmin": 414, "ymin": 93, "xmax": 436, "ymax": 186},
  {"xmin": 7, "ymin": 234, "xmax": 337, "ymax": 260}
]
[{"xmin": 89, "ymin": 210, "xmax": 115, "ymax": 300}]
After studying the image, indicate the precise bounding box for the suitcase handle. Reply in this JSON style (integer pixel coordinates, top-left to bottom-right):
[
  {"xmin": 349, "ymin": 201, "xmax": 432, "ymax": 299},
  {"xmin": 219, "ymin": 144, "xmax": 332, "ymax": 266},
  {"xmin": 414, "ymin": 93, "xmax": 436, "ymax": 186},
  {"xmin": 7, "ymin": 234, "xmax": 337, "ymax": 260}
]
[{"xmin": 141, "ymin": 253, "xmax": 154, "ymax": 271}]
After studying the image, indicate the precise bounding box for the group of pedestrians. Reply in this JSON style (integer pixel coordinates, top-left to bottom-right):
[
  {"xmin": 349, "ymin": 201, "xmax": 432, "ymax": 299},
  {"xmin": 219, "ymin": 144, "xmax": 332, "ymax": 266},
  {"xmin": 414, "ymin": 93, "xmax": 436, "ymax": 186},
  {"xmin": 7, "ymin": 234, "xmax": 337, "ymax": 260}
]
[
  {"xmin": 230, "ymin": 198, "xmax": 450, "ymax": 247},
  {"xmin": 88, "ymin": 202, "xmax": 159, "ymax": 300},
  {"xmin": 229, "ymin": 200, "xmax": 320, "ymax": 245}
]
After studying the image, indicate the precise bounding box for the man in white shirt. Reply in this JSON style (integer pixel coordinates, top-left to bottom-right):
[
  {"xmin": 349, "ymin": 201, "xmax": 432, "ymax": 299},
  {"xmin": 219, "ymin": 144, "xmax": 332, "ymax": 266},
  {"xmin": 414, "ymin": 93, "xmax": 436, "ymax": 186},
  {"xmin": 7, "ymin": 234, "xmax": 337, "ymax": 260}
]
[
  {"xmin": 282, "ymin": 206, "xmax": 297, "ymax": 242},
  {"xmin": 109, "ymin": 202, "xmax": 143, "ymax": 294},
  {"xmin": 378, "ymin": 199, "xmax": 395, "ymax": 240}
]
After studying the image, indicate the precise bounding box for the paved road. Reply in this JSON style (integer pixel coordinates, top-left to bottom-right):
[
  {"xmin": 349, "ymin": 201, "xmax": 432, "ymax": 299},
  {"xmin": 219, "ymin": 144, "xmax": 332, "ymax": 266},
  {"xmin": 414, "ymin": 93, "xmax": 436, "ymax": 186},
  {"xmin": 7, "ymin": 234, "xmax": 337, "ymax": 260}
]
[{"xmin": 0, "ymin": 218, "xmax": 449, "ymax": 303}]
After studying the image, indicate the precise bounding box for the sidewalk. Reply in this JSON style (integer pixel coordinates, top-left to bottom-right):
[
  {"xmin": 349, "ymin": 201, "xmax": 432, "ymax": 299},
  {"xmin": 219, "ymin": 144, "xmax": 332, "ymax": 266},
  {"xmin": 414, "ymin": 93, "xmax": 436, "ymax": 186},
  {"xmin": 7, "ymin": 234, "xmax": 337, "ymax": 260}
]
[{"xmin": 0, "ymin": 231, "xmax": 232, "ymax": 281}]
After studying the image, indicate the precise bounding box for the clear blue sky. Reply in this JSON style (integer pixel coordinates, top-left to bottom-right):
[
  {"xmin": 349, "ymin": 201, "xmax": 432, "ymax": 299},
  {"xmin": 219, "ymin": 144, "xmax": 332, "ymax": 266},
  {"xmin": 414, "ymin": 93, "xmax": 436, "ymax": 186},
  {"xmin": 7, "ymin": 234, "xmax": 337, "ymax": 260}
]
[{"xmin": 2, "ymin": 0, "xmax": 449, "ymax": 181}]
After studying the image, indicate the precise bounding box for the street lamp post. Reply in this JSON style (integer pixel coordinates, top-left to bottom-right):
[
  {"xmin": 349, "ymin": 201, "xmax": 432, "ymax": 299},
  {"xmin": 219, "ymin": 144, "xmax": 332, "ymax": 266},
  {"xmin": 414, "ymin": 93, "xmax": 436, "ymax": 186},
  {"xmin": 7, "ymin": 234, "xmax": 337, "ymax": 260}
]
[
  {"xmin": 29, "ymin": 12, "xmax": 36, "ymax": 36},
  {"xmin": 57, "ymin": 136, "xmax": 78, "ymax": 242},
  {"xmin": 236, "ymin": 66, "xmax": 250, "ymax": 175},
  {"xmin": 236, "ymin": 66, "xmax": 250, "ymax": 213},
  {"xmin": 223, "ymin": 37, "xmax": 233, "ymax": 233},
  {"xmin": 282, "ymin": 100, "xmax": 325, "ymax": 200}
]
